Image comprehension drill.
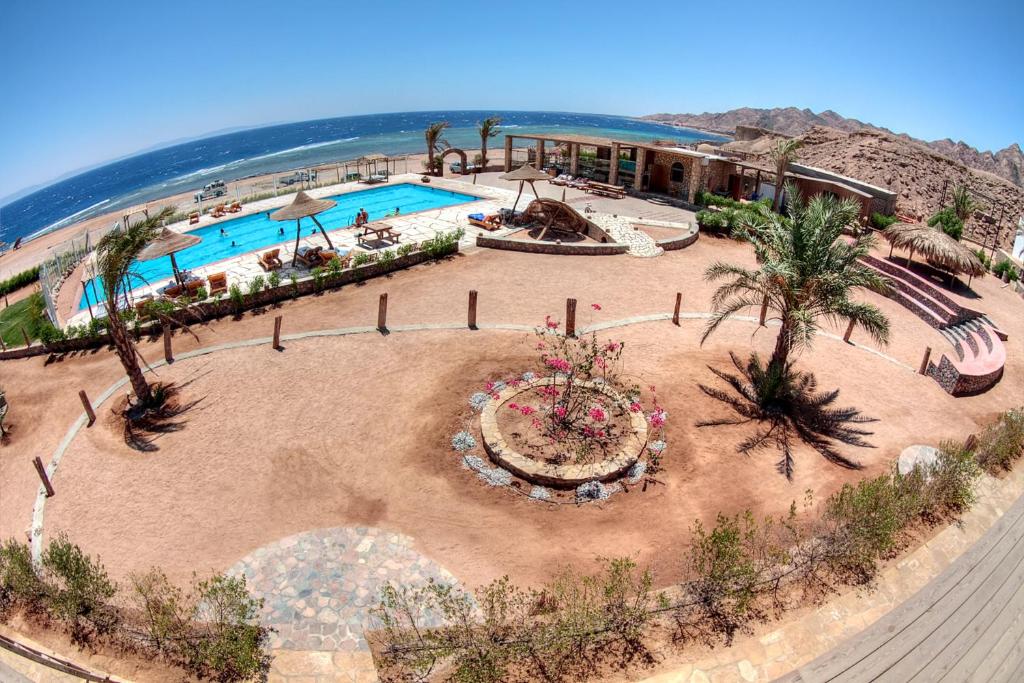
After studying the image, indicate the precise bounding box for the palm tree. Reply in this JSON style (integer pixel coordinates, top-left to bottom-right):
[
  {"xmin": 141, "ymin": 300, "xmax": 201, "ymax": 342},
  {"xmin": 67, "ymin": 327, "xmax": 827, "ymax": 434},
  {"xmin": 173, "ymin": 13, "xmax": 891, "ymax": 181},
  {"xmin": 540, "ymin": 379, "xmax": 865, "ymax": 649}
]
[
  {"xmin": 477, "ymin": 116, "xmax": 501, "ymax": 171},
  {"xmin": 95, "ymin": 206, "xmax": 176, "ymax": 406},
  {"xmin": 950, "ymin": 183, "xmax": 977, "ymax": 223},
  {"xmin": 769, "ymin": 139, "xmax": 802, "ymax": 213},
  {"xmin": 702, "ymin": 186, "xmax": 891, "ymax": 374},
  {"xmin": 424, "ymin": 121, "xmax": 450, "ymax": 176}
]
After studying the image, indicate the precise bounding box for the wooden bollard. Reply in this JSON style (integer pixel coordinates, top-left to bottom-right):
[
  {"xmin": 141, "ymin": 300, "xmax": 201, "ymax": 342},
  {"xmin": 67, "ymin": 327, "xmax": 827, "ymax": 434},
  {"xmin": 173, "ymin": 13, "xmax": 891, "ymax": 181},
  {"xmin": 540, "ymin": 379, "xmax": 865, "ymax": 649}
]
[
  {"xmin": 565, "ymin": 298, "xmax": 577, "ymax": 338},
  {"xmin": 468, "ymin": 290, "xmax": 478, "ymax": 330},
  {"xmin": 33, "ymin": 457, "xmax": 55, "ymax": 498},
  {"xmin": 759, "ymin": 296, "xmax": 769, "ymax": 326},
  {"xmin": 0, "ymin": 335, "xmax": 6, "ymax": 352},
  {"xmin": 272, "ymin": 315, "xmax": 283, "ymax": 350},
  {"xmin": 162, "ymin": 324, "xmax": 173, "ymax": 363},
  {"xmin": 78, "ymin": 390, "xmax": 96, "ymax": 427},
  {"xmin": 377, "ymin": 293, "xmax": 388, "ymax": 332},
  {"xmin": 672, "ymin": 292, "xmax": 682, "ymax": 326},
  {"xmin": 21, "ymin": 326, "xmax": 31, "ymax": 348},
  {"xmin": 919, "ymin": 346, "xmax": 932, "ymax": 375},
  {"xmin": 843, "ymin": 319, "xmax": 855, "ymax": 343}
]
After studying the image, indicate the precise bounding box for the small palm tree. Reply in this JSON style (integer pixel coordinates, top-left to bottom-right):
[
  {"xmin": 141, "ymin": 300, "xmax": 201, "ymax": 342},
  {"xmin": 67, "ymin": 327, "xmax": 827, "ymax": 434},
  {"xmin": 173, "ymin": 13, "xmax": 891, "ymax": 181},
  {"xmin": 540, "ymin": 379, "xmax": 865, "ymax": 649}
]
[
  {"xmin": 424, "ymin": 121, "xmax": 450, "ymax": 176},
  {"xmin": 950, "ymin": 183, "xmax": 976, "ymax": 223},
  {"xmin": 703, "ymin": 186, "xmax": 890, "ymax": 373},
  {"xmin": 95, "ymin": 206, "xmax": 176, "ymax": 406},
  {"xmin": 478, "ymin": 116, "xmax": 501, "ymax": 170},
  {"xmin": 770, "ymin": 139, "xmax": 802, "ymax": 213}
]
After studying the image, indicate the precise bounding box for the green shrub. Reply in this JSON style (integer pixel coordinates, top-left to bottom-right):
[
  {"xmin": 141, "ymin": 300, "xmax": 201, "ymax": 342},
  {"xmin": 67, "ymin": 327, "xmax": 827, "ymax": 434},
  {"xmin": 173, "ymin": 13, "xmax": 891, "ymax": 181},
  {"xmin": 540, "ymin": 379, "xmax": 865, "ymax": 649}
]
[
  {"xmin": 246, "ymin": 275, "xmax": 265, "ymax": 297},
  {"xmin": 129, "ymin": 569, "xmax": 190, "ymax": 654},
  {"xmin": 310, "ymin": 266, "xmax": 325, "ymax": 290},
  {"xmin": 975, "ymin": 249, "xmax": 992, "ymax": 270},
  {"xmin": 188, "ymin": 575, "xmax": 271, "ymax": 681},
  {"xmin": 0, "ymin": 539, "xmax": 45, "ymax": 610},
  {"xmin": 326, "ymin": 255, "xmax": 343, "ymax": 279},
  {"xmin": 41, "ymin": 533, "xmax": 118, "ymax": 637},
  {"xmin": 267, "ymin": 270, "xmax": 281, "ymax": 289},
  {"xmin": 396, "ymin": 243, "xmax": 414, "ymax": 257},
  {"xmin": 993, "ymin": 260, "xmax": 1020, "ymax": 282},
  {"xmin": 288, "ymin": 273, "xmax": 299, "ymax": 295},
  {"xmin": 352, "ymin": 251, "xmax": 374, "ymax": 267},
  {"xmin": 228, "ymin": 284, "xmax": 244, "ymax": 313},
  {"xmin": 37, "ymin": 320, "xmax": 66, "ymax": 346},
  {"xmin": 420, "ymin": 229, "xmax": 464, "ymax": 259},
  {"xmin": 696, "ymin": 210, "xmax": 728, "ymax": 233},
  {"xmin": 379, "ymin": 249, "xmax": 396, "ymax": 267},
  {"xmin": 928, "ymin": 207, "xmax": 963, "ymax": 240},
  {"xmin": 920, "ymin": 440, "xmax": 980, "ymax": 517},
  {"xmin": 0, "ymin": 267, "xmax": 41, "ymax": 297},
  {"xmin": 870, "ymin": 213, "xmax": 899, "ymax": 230},
  {"xmin": 975, "ymin": 408, "xmax": 1024, "ymax": 474},
  {"xmin": 194, "ymin": 286, "xmax": 208, "ymax": 301}
]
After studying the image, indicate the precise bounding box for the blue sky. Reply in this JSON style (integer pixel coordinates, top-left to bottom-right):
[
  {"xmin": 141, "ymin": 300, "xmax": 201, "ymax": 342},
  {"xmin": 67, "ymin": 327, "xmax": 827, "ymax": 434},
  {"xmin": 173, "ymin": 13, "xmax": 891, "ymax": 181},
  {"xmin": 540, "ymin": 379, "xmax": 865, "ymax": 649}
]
[{"xmin": 0, "ymin": 0, "xmax": 1021, "ymax": 200}]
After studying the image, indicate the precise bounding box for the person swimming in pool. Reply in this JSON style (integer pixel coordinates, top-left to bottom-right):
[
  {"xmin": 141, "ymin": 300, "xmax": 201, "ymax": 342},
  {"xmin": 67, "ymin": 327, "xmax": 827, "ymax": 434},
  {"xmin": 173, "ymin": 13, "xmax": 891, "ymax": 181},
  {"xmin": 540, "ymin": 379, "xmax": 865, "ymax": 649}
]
[
  {"xmin": 230, "ymin": 240, "xmax": 236, "ymax": 247},
  {"xmin": 220, "ymin": 228, "xmax": 228, "ymax": 237},
  {"xmin": 278, "ymin": 227, "xmax": 284, "ymax": 235},
  {"xmin": 394, "ymin": 206, "xmax": 401, "ymax": 215}
]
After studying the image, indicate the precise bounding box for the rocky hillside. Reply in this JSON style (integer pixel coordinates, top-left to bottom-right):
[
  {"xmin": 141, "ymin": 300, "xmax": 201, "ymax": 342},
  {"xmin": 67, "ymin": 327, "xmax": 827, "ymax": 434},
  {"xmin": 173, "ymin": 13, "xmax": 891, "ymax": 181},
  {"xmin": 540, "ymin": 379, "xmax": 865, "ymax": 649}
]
[
  {"xmin": 645, "ymin": 108, "xmax": 1024, "ymax": 189},
  {"xmin": 762, "ymin": 126, "xmax": 1023, "ymax": 248}
]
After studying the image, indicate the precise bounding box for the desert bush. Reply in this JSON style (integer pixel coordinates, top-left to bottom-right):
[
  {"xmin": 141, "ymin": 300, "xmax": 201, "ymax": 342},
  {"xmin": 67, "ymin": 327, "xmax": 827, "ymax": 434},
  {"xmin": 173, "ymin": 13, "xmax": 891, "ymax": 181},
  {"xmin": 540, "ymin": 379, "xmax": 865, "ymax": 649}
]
[
  {"xmin": 420, "ymin": 228, "xmax": 464, "ymax": 259},
  {"xmin": 0, "ymin": 539, "xmax": 45, "ymax": 611},
  {"xmin": 41, "ymin": 533, "xmax": 119, "ymax": 638},
  {"xmin": 993, "ymin": 259, "xmax": 1020, "ymax": 282},
  {"xmin": 267, "ymin": 270, "xmax": 281, "ymax": 289},
  {"xmin": 228, "ymin": 284, "xmax": 244, "ymax": 313},
  {"xmin": 195, "ymin": 286, "xmax": 209, "ymax": 301},
  {"xmin": 187, "ymin": 575, "xmax": 271, "ymax": 682},
  {"xmin": 920, "ymin": 440, "xmax": 980, "ymax": 517},
  {"xmin": 696, "ymin": 209, "xmax": 728, "ymax": 233},
  {"xmin": 326, "ymin": 254, "xmax": 344, "ymax": 279},
  {"xmin": 928, "ymin": 207, "xmax": 963, "ymax": 240},
  {"xmin": 378, "ymin": 249, "xmax": 396, "ymax": 267},
  {"xmin": 396, "ymin": 242, "xmax": 414, "ymax": 257},
  {"xmin": 129, "ymin": 568, "xmax": 190, "ymax": 653},
  {"xmin": 246, "ymin": 276, "xmax": 265, "ymax": 298},
  {"xmin": 975, "ymin": 408, "xmax": 1024, "ymax": 474},
  {"xmin": 310, "ymin": 266, "xmax": 325, "ymax": 291},
  {"xmin": 870, "ymin": 212, "xmax": 899, "ymax": 230},
  {"xmin": 352, "ymin": 251, "xmax": 374, "ymax": 267}
]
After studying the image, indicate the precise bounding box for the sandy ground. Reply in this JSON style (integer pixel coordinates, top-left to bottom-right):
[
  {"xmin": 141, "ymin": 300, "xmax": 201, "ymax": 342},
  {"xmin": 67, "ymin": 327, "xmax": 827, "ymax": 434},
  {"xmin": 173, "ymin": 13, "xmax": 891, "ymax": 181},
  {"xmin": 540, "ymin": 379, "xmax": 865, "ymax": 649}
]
[{"xmin": 1, "ymin": 235, "xmax": 1021, "ymax": 595}]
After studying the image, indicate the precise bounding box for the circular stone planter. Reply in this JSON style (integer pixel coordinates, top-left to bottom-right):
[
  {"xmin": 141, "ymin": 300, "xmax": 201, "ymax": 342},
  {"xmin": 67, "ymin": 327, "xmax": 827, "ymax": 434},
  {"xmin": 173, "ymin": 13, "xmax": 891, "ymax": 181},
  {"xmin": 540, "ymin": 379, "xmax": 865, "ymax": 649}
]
[{"xmin": 480, "ymin": 377, "xmax": 648, "ymax": 488}]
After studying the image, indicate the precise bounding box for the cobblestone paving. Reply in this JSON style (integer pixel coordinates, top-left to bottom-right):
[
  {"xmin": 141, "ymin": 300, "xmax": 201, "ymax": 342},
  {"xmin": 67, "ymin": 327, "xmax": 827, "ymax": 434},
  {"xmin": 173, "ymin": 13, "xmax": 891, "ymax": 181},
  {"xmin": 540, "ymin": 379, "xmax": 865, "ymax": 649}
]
[{"xmin": 227, "ymin": 527, "xmax": 460, "ymax": 652}]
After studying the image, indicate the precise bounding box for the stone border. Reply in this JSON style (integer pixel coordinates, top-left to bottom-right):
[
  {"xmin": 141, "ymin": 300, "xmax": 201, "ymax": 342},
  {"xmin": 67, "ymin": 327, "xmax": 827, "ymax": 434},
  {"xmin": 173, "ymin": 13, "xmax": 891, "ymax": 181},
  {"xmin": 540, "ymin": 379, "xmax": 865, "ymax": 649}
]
[
  {"xmin": 475, "ymin": 233, "xmax": 629, "ymax": 256},
  {"xmin": 479, "ymin": 377, "xmax": 648, "ymax": 488}
]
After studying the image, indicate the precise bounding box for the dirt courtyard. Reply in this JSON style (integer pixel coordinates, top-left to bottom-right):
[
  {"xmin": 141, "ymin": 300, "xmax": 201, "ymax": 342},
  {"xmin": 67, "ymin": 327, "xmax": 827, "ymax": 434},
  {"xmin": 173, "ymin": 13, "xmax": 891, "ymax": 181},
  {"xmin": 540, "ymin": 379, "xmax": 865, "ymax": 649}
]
[{"xmin": 2, "ymin": 235, "xmax": 1023, "ymax": 597}]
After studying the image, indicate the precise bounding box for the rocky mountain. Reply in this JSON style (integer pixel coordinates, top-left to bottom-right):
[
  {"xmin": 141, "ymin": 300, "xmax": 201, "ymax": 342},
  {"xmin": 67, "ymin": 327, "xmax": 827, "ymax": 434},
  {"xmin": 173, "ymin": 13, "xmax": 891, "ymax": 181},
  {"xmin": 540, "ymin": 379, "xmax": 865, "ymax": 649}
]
[
  {"xmin": 645, "ymin": 108, "xmax": 1024, "ymax": 189},
  {"xmin": 729, "ymin": 125, "xmax": 1024, "ymax": 248}
]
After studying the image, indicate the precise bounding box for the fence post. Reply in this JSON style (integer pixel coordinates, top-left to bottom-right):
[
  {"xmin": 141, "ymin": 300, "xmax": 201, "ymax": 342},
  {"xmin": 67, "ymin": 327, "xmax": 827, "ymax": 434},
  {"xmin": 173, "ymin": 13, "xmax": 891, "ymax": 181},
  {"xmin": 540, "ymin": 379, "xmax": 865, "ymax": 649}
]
[
  {"xmin": 843, "ymin": 319, "xmax": 855, "ymax": 343},
  {"xmin": 273, "ymin": 315, "xmax": 283, "ymax": 350},
  {"xmin": 919, "ymin": 347, "xmax": 932, "ymax": 375},
  {"xmin": 0, "ymin": 336, "xmax": 5, "ymax": 352},
  {"xmin": 759, "ymin": 296, "xmax": 769, "ymax": 326},
  {"xmin": 468, "ymin": 290, "xmax": 478, "ymax": 329},
  {"xmin": 673, "ymin": 292, "xmax": 682, "ymax": 326},
  {"xmin": 377, "ymin": 293, "xmax": 389, "ymax": 333},
  {"xmin": 33, "ymin": 457, "xmax": 55, "ymax": 497},
  {"xmin": 565, "ymin": 298, "xmax": 577, "ymax": 338},
  {"xmin": 162, "ymin": 324, "xmax": 173, "ymax": 363},
  {"xmin": 78, "ymin": 390, "xmax": 96, "ymax": 427}
]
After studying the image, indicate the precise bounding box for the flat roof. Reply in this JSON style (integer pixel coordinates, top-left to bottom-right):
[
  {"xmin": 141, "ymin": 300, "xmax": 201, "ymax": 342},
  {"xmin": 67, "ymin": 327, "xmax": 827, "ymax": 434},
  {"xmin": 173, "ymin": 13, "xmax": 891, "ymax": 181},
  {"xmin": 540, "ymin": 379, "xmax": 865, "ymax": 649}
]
[
  {"xmin": 505, "ymin": 132, "xmax": 729, "ymax": 161},
  {"xmin": 790, "ymin": 163, "xmax": 896, "ymax": 196}
]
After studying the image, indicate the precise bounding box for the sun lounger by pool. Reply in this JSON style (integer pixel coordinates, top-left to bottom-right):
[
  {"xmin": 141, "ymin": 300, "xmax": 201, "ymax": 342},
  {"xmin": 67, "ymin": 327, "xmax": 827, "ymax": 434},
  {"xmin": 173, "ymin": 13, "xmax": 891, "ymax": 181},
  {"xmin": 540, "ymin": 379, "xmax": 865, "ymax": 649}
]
[
  {"xmin": 189, "ymin": 212, "xmax": 200, "ymax": 225},
  {"xmin": 258, "ymin": 249, "xmax": 283, "ymax": 271},
  {"xmin": 160, "ymin": 284, "xmax": 183, "ymax": 300},
  {"xmin": 207, "ymin": 272, "xmax": 228, "ymax": 296},
  {"xmin": 467, "ymin": 213, "xmax": 502, "ymax": 231},
  {"xmin": 294, "ymin": 245, "xmax": 324, "ymax": 267},
  {"xmin": 228, "ymin": 201, "xmax": 242, "ymax": 213}
]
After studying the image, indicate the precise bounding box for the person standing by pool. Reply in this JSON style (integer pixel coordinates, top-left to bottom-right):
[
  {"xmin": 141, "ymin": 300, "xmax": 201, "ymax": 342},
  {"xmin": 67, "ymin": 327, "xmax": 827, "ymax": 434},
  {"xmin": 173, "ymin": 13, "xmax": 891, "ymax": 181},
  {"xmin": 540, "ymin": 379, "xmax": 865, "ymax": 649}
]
[{"xmin": 360, "ymin": 208, "xmax": 369, "ymax": 224}]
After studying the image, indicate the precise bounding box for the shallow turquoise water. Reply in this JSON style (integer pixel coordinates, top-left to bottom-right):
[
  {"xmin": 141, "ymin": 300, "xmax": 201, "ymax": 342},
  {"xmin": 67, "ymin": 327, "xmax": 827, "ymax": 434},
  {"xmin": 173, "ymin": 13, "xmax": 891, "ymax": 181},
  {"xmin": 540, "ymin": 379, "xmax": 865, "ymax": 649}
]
[{"xmin": 79, "ymin": 183, "xmax": 479, "ymax": 310}]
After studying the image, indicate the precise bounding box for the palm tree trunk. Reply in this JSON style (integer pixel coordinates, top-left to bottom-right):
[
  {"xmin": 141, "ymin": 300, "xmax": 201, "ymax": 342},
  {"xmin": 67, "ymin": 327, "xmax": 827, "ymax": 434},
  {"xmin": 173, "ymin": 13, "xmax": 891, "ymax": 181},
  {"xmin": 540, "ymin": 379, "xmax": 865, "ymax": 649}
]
[
  {"xmin": 769, "ymin": 321, "xmax": 792, "ymax": 371},
  {"xmin": 426, "ymin": 142, "xmax": 433, "ymax": 176},
  {"xmin": 772, "ymin": 161, "xmax": 786, "ymax": 213},
  {"xmin": 108, "ymin": 314, "xmax": 152, "ymax": 404},
  {"xmin": 481, "ymin": 135, "xmax": 488, "ymax": 171}
]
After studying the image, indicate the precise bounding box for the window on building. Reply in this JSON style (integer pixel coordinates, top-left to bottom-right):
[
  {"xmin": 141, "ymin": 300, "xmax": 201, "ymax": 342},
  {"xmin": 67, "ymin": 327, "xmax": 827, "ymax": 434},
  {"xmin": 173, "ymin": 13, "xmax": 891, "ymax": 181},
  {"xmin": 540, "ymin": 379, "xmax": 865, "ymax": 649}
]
[{"xmin": 670, "ymin": 162, "xmax": 685, "ymax": 183}]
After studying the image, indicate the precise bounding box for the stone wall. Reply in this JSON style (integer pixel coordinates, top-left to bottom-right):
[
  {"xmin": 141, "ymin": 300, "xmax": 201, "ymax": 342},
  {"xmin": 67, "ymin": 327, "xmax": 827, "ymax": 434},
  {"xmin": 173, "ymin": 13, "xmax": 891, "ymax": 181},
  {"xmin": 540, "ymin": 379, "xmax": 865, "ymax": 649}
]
[{"xmin": 476, "ymin": 234, "xmax": 628, "ymax": 256}]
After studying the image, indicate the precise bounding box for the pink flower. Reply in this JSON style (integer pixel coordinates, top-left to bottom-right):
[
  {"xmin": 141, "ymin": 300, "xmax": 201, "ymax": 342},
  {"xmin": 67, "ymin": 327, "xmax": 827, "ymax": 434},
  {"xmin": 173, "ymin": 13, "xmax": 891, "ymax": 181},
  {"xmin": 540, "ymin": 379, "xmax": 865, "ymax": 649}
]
[
  {"xmin": 595, "ymin": 429, "xmax": 606, "ymax": 439},
  {"xmin": 544, "ymin": 315, "xmax": 559, "ymax": 330},
  {"xmin": 539, "ymin": 385, "xmax": 561, "ymax": 398},
  {"xmin": 629, "ymin": 402, "xmax": 642, "ymax": 413},
  {"xmin": 588, "ymin": 407, "xmax": 606, "ymax": 422},
  {"xmin": 536, "ymin": 342, "xmax": 547, "ymax": 350},
  {"xmin": 490, "ymin": 392, "xmax": 500, "ymax": 400},
  {"xmin": 583, "ymin": 426, "xmax": 595, "ymax": 437},
  {"xmin": 531, "ymin": 417, "xmax": 543, "ymax": 430},
  {"xmin": 485, "ymin": 381, "xmax": 495, "ymax": 391},
  {"xmin": 507, "ymin": 402, "xmax": 519, "ymax": 411},
  {"xmin": 519, "ymin": 405, "xmax": 536, "ymax": 416},
  {"xmin": 595, "ymin": 357, "xmax": 607, "ymax": 369},
  {"xmin": 553, "ymin": 405, "xmax": 567, "ymax": 419},
  {"xmin": 605, "ymin": 342, "xmax": 621, "ymax": 352},
  {"xmin": 545, "ymin": 357, "xmax": 572, "ymax": 373},
  {"xmin": 648, "ymin": 409, "xmax": 667, "ymax": 429},
  {"xmin": 508, "ymin": 379, "xmax": 522, "ymax": 388},
  {"xmin": 591, "ymin": 303, "xmax": 602, "ymax": 311}
]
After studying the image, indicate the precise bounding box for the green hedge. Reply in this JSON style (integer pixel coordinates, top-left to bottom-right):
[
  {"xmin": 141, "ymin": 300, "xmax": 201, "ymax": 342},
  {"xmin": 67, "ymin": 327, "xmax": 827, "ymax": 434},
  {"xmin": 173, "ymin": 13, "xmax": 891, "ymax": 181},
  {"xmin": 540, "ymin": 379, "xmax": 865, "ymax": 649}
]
[
  {"xmin": 0, "ymin": 266, "xmax": 40, "ymax": 297},
  {"xmin": 870, "ymin": 213, "xmax": 899, "ymax": 230}
]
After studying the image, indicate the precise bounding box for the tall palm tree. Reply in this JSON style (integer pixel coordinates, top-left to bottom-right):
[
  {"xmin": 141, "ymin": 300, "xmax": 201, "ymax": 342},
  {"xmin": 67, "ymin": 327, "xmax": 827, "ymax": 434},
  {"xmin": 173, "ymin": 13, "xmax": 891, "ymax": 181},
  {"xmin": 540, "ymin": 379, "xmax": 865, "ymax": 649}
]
[
  {"xmin": 702, "ymin": 186, "xmax": 891, "ymax": 373},
  {"xmin": 424, "ymin": 121, "xmax": 450, "ymax": 176},
  {"xmin": 95, "ymin": 206, "xmax": 176, "ymax": 406},
  {"xmin": 769, "ymin": 139, "xmax": 802, "ymax": 213},
  {"xmin": 950, "ymin": 183, "xmax": 977, "ymax": 223},
  {"xmin": 477, "ymin": 116, "xmax": 501, "ymax": 170}
]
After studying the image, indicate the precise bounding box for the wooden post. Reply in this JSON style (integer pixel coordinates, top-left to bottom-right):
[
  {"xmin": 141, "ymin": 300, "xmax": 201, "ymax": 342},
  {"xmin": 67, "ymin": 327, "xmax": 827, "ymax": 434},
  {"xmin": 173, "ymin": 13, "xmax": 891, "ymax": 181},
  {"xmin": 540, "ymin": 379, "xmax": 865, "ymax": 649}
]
[
  {"xmin": 468, "ymin": 290, "xmax": 478, "ymax": 329},
  {"xmin": 33, "ymin": 457, "xmax": 55, "ymax": 497},
  {"xmin": 273, "ymin": 315, "xmax": 283, "ymax": 350},
  {"xmin": 672, "ymin": 292, "xmax": 682, "ymax": 326},
  {"xmin": 759, "ymin": 296, "xmax": 769, "ymax": 326},
  {"xmin": 377, "ymin": 293, "xmax": 388, "ymax": 332},
  {"xmin": 843, "ymin": 319, "xmax": 855, "ymax": 343},
  {"xmin": 21, "ymin": 326, "xmax": 31, "ymax": 348},
  {"xmin": 78, "ymin": 390, "xmax": 96, "ymax": 426},
  {"xmin": 919, "ymin": 346, "xmax": 932, "ymax": 375},
  {"xmin": 0, "ymin": 336, "xmax": 6, "ymax": 352},
  {"xmin": 565, "ymin": 298, "xmax": 577, "ymax": 338},
  {"xmin": 162, "ymin": 324, "xmax": 173, "ymax": 363}
]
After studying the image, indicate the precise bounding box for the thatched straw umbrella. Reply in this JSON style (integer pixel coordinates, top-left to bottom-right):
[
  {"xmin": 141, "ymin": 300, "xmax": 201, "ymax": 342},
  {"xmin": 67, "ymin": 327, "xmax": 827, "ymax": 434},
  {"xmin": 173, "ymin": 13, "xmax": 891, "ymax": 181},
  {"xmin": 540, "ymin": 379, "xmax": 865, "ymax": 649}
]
[
  {"xmin": 270, "ymin": 191, "xmax": 337, "ymax": 266},
  {"xmin": 500, "ymin": 165, "xmax": 551, "ymax": 213},
  {"xmin": 881, "ymin": 223, "xmax": 985, "ymax": 279},
  {"xmin": 137, "ymin": 228, "xmax": 202, "ymax": 285}
]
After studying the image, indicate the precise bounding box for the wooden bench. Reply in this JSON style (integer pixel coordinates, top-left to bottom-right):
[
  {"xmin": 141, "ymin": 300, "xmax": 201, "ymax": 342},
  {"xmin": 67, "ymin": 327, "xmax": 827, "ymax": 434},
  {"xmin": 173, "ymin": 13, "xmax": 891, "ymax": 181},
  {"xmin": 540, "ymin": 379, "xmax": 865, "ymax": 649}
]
[{"xmin": 585, "ymin": 181, "xmax": 626, "ymax": 199}]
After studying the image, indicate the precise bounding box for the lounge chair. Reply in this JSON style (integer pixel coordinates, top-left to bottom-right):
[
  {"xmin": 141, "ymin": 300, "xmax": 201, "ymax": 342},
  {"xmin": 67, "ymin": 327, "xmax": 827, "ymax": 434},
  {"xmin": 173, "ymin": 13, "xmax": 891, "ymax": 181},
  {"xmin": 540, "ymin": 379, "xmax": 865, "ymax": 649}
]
[
  {"xmin": 188, "ymin": 212, "xmax": 200, "ymax": 225},
  {"xmin": 207, "ymin": 272, "xmax": 228, "ymax": 296},
  {"xmin": 160, "ymin": 284, "xmax": 183, "ymax": 300},
  {"xmin": 467, "ymin": 213, "xmax": 502, "ymax": 231},
  {"xmin": 211, "ymin": 204, "xmax": 226, "ymax": 218},
  {"xmin": 258, "ymin": 249, "xmax": 283, "ymax": 271},
  {"xmin": 550, "ymin": 174, "xmax": 572, "ymax": 186},
  {"xmin": 229, "ymin": 201, "xmax": 242, "ymax": 213},
  {"xmin": 294, "ymin": 245, "xmax": 323, "ymax": 267}
]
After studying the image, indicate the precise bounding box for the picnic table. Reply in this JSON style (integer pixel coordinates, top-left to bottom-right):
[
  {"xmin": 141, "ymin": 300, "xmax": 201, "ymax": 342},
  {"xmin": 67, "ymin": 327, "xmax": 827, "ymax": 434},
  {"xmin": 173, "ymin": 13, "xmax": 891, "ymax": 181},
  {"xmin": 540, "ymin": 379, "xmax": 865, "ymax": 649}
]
[{"xmin": 358, "ymin": 221, "xmax": 402, "ymax": 245}]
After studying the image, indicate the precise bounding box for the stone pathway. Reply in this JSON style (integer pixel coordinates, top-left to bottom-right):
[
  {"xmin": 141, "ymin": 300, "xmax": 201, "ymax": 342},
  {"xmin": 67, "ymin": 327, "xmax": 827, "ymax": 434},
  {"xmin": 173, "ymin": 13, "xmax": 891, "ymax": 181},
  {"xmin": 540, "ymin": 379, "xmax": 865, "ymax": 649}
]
[{"xmin": 226, "ymin": 527, "xmax": 461, "ymax": 653}]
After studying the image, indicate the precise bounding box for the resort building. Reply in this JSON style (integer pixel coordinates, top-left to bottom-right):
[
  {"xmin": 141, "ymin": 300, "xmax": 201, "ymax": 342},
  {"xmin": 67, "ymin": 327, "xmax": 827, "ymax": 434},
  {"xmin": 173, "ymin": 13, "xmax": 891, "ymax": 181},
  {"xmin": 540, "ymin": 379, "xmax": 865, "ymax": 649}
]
[{"xmin": 502, "ymin": 132, "xmax": 897, "ymax": 219}]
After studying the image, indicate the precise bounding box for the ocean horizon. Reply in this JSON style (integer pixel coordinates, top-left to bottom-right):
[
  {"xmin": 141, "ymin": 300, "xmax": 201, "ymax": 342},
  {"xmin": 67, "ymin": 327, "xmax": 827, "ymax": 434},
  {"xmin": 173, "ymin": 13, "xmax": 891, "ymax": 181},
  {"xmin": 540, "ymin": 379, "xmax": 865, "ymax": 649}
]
[{"xmin": 0, "ymin": 111, "xmax": 724, "ymax": 247}]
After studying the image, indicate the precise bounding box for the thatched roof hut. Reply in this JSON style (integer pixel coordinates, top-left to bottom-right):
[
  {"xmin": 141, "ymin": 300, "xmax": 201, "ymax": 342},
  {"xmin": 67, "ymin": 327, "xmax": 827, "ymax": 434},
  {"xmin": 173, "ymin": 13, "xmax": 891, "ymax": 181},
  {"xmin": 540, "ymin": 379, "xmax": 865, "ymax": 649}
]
[{"xmin": 881, "ymin": 223, "xmax": 985, "ymax": 277}]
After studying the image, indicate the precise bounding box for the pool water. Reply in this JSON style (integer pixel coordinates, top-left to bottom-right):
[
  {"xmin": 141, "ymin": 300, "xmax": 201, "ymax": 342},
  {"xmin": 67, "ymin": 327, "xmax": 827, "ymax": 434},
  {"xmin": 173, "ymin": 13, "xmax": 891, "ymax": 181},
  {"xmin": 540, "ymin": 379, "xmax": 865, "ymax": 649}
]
[{"xmin": 79, "ymin": 183, "xmax": 479, "ymax": 310}]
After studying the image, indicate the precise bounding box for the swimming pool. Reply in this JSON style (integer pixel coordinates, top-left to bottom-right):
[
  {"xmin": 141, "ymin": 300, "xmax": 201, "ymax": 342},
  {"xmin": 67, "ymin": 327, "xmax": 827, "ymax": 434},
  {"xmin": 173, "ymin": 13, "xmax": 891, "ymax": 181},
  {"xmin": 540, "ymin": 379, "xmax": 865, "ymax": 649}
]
[{"xmin": 79, "ymin": 183, "xmax": 480, "ymax": 310}]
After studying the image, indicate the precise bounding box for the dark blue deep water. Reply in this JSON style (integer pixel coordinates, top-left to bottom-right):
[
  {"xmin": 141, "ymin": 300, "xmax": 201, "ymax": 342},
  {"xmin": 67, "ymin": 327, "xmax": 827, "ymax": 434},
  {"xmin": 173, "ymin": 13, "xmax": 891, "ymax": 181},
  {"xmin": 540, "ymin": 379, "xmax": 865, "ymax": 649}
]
[{"xmin": 0, "ymin": 111, "xmax": 724, "ymax": 246}]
